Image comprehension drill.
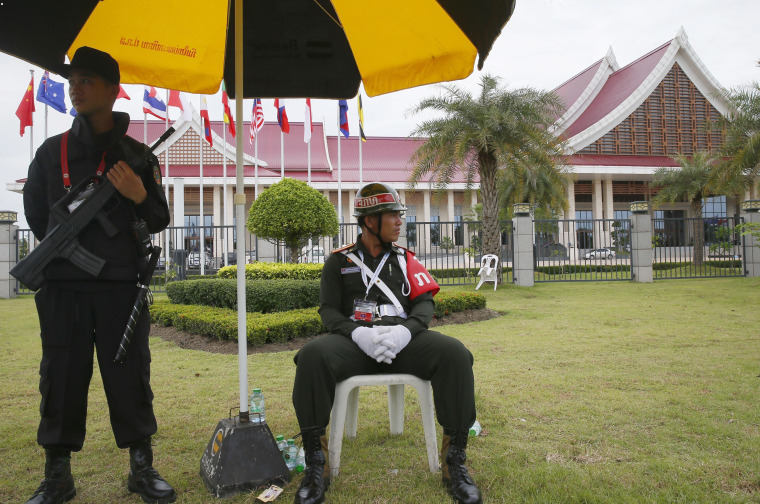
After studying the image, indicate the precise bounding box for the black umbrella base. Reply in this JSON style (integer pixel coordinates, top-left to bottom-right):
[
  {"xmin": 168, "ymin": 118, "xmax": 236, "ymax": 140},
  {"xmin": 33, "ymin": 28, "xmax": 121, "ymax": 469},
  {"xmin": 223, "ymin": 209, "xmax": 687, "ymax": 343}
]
[{"xmin": 200, "ymin": 416, "xmax": 291, "ymax": 498}]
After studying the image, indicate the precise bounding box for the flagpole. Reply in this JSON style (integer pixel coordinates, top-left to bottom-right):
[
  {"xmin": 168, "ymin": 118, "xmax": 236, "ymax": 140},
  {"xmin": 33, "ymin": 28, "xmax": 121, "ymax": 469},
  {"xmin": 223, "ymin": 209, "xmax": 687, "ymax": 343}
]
[
  {"xmin": 199, "ymin": 96, "xmax": 205, "ymax": 276},
  {"xmin": 164, "ymin": 89, "xmax": 171, "ymax": 270},
  {"xmin": 280, "ymin": 130, "xmax": 285, "ymax": 180},
  {"xmin": 359, "ymin": 129, "xmax": 363, "ymax": 186},
  {"xmin": 338, "ymin": 127, "xmax": 342, "ymax": 228},
  {"xmin": 223, "ymin": 118, "xmax": 228, "ymax": 267},
  {"xmin": 29, "ymin": 69, "xmax": 34, "ymax": 163}
]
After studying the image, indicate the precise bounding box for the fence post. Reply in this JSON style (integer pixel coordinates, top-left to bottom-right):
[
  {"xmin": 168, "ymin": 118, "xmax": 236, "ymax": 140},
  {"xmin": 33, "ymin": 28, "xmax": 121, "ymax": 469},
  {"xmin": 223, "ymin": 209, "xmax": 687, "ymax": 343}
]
[
  {"xmin": 629, "ymin": 202, "xmax": 653, "ymax": 283},
  {"xmin": 512, "ymin": 203, "xmax": 534, "ymax": 287},
  {"xmin": 741, "ymin": 200, "xmax": 760, "ymax": 277},
  {"xmin": 0, "ymin": 211, "xmax": 19, "ymax": 299}
]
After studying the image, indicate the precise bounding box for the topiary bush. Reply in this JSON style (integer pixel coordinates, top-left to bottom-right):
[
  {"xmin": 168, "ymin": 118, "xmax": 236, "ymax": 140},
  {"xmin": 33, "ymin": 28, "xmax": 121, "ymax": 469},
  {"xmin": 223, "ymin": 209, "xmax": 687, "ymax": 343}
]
[
  {"xmin": 165, "ymin": 278, "xmax": 320, "ymax": 313},
  {"xmin": 432, "ymin": 291, "xmax": 487, "ymax": 318}
]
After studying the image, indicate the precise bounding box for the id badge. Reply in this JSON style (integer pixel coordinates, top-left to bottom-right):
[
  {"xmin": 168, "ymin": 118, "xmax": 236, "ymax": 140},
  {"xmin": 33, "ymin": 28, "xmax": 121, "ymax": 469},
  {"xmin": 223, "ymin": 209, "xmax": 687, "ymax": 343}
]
[{"xmin": 353, "ymin": 299, "xmax": 377, "ymax": 322}]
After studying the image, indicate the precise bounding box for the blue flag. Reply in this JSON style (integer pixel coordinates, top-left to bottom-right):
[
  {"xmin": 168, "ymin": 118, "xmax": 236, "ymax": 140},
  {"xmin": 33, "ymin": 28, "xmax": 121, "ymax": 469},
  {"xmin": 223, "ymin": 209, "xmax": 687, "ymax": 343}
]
[
  {"xmin": 36, "ymin": 71, "xmax": 67, "ymax": 114},
  {"xmin": 338, "ymin": 99, "xmax": 349, "ymax": 138}
]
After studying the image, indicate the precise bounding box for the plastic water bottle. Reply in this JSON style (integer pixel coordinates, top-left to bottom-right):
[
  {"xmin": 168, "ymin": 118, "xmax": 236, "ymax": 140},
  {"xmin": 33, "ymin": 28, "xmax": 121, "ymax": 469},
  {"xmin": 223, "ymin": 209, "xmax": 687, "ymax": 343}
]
[
  {"xmin": 469, "ymin": 420, "xmax": 482, "ymax": 437},
  {"xmin": 276, "ymin": 434, "xmax": 287, "ymax": 455},
  {"xmin": 284, "ymin": 439, "xmax": 298, "ymax": 471},
  {"xmin": 295, "ymin": 447, "xmax": 306, "ymax": 473},
  {"xmin": 249, "ymin": 388, "xmax": 265, "ymax": 424}
]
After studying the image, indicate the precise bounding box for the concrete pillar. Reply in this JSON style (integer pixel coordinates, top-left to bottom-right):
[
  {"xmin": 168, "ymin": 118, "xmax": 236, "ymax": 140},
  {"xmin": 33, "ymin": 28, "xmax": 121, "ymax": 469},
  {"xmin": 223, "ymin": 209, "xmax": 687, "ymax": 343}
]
[
  {"xmin": 0, "ymin": 211, "xmax": 19, "ymax": 298},
  {"xmin": 630, "ymin": 202, "xmax": 653, "ymax": 282},
  {"xmin": 592, "ymin": 179, "xmax": 603, "ymax": 248},
  {"xmin": 512, "ymin": 205, "xmax": 534, "ymax": 287},
  {"xmin": 423, "ymin": 189, "xmax": 432, "ymax": 257},
  {"xmin": 212, "ymin": 186, "xmax": 223, "ymax": 266},
  {"xmin": 741, "ymin": 200, "xmax": 760, "ymax": 277},
  {"xmin": 566, "ymin": 180, "xmax": 577, "ymax": 261},
  {"xmin": 603, "ymin": 179, "xmax": 614, "ymax": 244},
  {"xmin": 174, "ymin": 178, "xmax": 186, "ymax": 254}
]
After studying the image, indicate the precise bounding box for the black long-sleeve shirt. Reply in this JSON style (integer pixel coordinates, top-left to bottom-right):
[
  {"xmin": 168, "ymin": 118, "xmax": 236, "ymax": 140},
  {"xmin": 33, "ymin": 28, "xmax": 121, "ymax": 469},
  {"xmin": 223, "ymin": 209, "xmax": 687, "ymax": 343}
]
[{"xmin": 23, "ymin": 112, "xmax": 170, "ymax": 286}]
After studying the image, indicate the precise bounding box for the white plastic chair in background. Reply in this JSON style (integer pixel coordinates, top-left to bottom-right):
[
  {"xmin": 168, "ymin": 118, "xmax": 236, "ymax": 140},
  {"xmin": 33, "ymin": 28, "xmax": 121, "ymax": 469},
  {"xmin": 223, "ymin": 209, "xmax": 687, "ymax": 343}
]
[
  {"xmin": 475, "ymin": 254, "xmax": 499, "ymax": 290},
  {"xmin": 328, "ymin": 374, "xmax": 439, "ymax": 476}
]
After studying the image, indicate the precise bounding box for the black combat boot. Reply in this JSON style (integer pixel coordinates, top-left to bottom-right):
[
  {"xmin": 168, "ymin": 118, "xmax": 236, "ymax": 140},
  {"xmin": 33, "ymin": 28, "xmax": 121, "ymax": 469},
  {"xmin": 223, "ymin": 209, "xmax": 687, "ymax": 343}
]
[
  {"xmin": 293, "ymin": 426, "xmax": 330, "ymax": 504},
  {"xmin": 127, "ymin": 438, "xmax": 176, "ymax": 504},
  {"xmin": 25, "ymin": 448, "xmax": 76, "ymax": 504},
  {"xmin": 441, "ymin": 429, "xmax": 483, "ymax": 504}
]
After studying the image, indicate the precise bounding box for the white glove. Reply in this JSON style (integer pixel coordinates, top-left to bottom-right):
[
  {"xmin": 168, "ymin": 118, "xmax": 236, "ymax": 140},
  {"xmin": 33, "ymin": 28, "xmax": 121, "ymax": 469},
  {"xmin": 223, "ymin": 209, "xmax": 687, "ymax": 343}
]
[
  {"xmin": 352, "ymin": 327, "xmax": 394, "ymax": 364},
  {"xmin": 373, "ymin": 325, "xmax": 412, "ymax": 362}
]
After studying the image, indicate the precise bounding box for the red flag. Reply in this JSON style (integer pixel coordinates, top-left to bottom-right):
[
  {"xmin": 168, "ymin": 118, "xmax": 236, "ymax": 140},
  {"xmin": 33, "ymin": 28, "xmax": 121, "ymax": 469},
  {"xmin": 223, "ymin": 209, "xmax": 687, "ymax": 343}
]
[
  {"xmin": 117, "ymin": 85, "xmax": 131, "ymax": 100},
  {"xmin": 249, "ymin": 98, "xmax": 264, "ymax": 145},
  {"xmin": 200, "ymin": 96, "xmax": 212, "ymax": 146},
  {"xmin": 304, "ymin": 98, "xmax": 313, "ymax": 143},
  {"xmin": 274, "ymin": 98, "xmax": 290, "ymax": 133},
  {"xmin": 16, "ymin": 77, "xmax": 35, "ymax": 137},
  {"xmin": 168, "ymin": 90, "xmax": 192, "ymax": 120},
  {"xmin": 221, "ymin": 82, "xmax": 235, "ymax": 137}
]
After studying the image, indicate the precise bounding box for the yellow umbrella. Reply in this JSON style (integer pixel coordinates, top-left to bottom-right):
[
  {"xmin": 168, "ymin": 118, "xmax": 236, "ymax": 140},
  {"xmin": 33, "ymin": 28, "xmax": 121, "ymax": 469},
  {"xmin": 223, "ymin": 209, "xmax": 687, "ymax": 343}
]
[{"xmin": 1, "ymin": 0, "xmax": 516, "ymax": 98}]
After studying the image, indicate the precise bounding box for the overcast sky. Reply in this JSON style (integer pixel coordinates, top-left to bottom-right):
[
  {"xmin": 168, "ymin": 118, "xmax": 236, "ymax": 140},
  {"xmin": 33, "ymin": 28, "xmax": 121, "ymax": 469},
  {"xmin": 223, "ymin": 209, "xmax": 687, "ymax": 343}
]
[{"xmin": 1, "ymin": 0, "xmax": 758, "ymax": 228}]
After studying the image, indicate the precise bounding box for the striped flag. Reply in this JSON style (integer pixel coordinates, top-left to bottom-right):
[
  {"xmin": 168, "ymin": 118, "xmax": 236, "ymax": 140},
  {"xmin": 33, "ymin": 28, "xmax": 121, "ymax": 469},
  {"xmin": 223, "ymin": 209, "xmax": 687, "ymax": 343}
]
[
  {"xmin": 221, "ymin": 82, "xmax": 235, "ymax": 137},
  {"xmin": 200, "ymin": 96, "xmax": 212, "ymax": 146},
  {"xmin": 168, "ymin": 90, "xmax": 192, "ymax": 120},
  {"xmin": 249, "ymin": 98, "xmax": 264, "ymax": 145},
  {"xmin": 274, "ymin": 99, "xmax": 290, "ymax": 133},
  {"xmin": 358, "ymin": 94, "xmax": 366, "ymax": 142},
  {"xmin": 338, "ymin": 99, "xmax": 349, "ymax": 138},
  {"xmin": 142, "ymin": 86, "xmax": 167, "ymax": 120},
  {"xmin": 304, "ymin": 98, "xmax": 313, "ymax": 143}
]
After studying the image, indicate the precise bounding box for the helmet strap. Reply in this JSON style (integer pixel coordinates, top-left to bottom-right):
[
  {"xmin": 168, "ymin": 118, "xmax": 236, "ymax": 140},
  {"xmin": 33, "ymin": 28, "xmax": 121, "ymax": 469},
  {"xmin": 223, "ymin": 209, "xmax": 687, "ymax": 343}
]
[{"xmin": 365, "ymin": 213, "xmax": 392, "ymax": 249}]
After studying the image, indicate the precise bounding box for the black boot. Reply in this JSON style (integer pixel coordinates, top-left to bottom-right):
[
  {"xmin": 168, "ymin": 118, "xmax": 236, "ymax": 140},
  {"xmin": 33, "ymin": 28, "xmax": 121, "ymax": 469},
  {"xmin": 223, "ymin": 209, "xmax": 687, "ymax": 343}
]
[
  {"xmin": 127, "ymin": 438, "xmax": 176, "ymax": 504},
  {"xmin": 293, "ymin": 427, "xmax": 330, "ymax": 504},
  {"xmin": 25, "ymin": 448, "xmax": 76, "ymax": 504},
  {"xmin": 441, "ymin": 430, "xmax": 483, "ymax": 504}
]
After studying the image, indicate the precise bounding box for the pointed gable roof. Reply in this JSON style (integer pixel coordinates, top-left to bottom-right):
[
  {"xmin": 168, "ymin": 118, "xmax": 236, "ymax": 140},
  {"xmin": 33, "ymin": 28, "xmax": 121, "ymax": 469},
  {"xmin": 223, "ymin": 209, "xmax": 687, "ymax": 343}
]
[{"xmin": 558, "ymin": 27, "xmax": 730, "ymax": 154}]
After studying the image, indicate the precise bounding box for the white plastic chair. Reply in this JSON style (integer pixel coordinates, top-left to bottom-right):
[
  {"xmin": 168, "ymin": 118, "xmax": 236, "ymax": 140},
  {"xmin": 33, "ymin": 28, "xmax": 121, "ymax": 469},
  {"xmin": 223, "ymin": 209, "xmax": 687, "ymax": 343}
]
[
  {"xmin": 475, "ymin": 254, "xmax": 499, "ymax": 290},
  {"xmin": 328, "ymin": 374, "xmax": 439, "ymax": 476}
]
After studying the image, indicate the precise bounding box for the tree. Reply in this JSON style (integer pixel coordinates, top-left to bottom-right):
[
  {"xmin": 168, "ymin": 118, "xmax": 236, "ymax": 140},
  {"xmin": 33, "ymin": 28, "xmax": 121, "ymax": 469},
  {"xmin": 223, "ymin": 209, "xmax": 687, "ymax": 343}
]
[
  {"xmin": 247, "ymin": 178, "xmax": 339, "ymax": 263},
  {"xmin": 652, "ymin": 151, "xmax": 717, "ymax": 267},
  {"xmin": 715, "ymin": 82, "xmax": 760, "ymax": 198},
  {"xmin": 409, "ymin": 74, "xmax": 565, "ymax": 258}
]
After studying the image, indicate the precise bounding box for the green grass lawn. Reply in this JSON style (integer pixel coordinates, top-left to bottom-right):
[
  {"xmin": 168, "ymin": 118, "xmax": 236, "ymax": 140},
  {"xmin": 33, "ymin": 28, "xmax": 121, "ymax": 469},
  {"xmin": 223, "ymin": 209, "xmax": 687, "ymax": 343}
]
[{"xmin": 2, "ymin": 278, "xmax": 759, "ymax": 503}]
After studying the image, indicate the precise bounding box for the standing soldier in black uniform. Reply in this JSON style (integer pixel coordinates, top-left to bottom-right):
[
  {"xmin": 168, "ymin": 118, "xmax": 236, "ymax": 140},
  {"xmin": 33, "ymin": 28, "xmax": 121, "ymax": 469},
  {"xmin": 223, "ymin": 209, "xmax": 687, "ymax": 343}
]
[
  {"xmin": 292, "ymin": 182, "xmax": 482, "ymax": 504},
  {"xmin": 22, "ymin": 47, "xmax": 175, "ymax": 504}
]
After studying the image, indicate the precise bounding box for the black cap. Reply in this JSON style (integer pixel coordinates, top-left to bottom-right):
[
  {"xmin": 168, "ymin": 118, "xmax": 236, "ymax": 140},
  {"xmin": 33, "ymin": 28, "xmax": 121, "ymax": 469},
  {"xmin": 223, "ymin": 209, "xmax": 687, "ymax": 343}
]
[{"xmin": 59, "ymin": 46, "xmax": 120, "ymax": 85}]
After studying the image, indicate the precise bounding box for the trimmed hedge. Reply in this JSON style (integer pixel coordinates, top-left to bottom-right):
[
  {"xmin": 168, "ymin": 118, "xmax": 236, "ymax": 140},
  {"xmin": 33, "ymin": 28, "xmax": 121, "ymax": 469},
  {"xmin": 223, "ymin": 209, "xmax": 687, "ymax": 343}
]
[
  {"xmin": 652, "ymin": 259, "xmax": 742, "ymax": 271},
  {"xmin": 165, "ymin": 278, "xmax": 320, "ymax": 313},
  {"xmin": 217, "ymin": 262, "xmax": 323, "ymax": 281},
  {"xmin": 536, "ymin": 264, "xmax": 631, "ymax": 274},
  {"xmin": 151, "ymin": 289, "xmax": 488, "ymax": 345},
  {"xmin": 151, "ymin": 301, "xmax": 325, "ymax": 346}
]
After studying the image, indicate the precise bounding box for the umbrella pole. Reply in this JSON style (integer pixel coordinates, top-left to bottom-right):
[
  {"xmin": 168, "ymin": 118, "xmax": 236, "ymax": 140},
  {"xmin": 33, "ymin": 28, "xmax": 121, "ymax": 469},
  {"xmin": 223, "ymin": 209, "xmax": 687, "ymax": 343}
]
[{"xmin": 199, "ymin": 0, "xmax": 290, "ymax": 496}]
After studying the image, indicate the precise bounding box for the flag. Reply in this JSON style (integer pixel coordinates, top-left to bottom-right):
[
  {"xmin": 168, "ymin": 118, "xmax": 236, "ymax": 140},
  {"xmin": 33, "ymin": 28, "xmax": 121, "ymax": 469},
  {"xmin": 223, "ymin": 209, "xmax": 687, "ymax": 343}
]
[
  {"xmin": 36, "ymin": 71, "xmax": 66, "ymax": 114},
  {"xmin": 221, "ymin": 82, "xmax": 235, "ymax": 137},
  {"xmin": 16, "ymin": 77, "xmax": 35, "ymax": 136},
  {"xmin": 358, "ymin": 94, "xmax": 366, "ymax": 142},
  {"xmin": 200, "ymin": 96, "xmax": 212, "ymax": 146},
  {"xmin": 142, "ymin": 86, "xmax": 167, "ymax": 120},
  {"xmin": 304, "ymin": 98, "xmax": 313, "ymax": 143},
  {"xmin": 117, "ymin": 85, "xmax": 131, "ymax": 100},
  {"xmin": 338, "ymin": 99, "xmax": 349, "ymax": 138},
  {"xmin": 274, "ymin": 99, "xmax": 290, "ymax": 133},
  {"xmin": 168, "ymin": 89, "xmax": 192, "ymax": 120},
  {"xmin": 249, "ymin": 98, "xmax": 264, "ymax": 145}
]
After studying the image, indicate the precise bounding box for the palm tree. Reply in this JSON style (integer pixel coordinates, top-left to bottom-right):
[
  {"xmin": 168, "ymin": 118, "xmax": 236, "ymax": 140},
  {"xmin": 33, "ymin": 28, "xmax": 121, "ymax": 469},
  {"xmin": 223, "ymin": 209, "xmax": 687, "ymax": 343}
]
[
  {"xmin": 715, "ymin": 82, "xmax": 760, "ymax": 198},
  {"xmin": 652, "ymin": 151, "xmax": 718, "ymax": 267},
  {"xmin": 408, "ymin": 74, "xmax": 565, "ymax": 258}
]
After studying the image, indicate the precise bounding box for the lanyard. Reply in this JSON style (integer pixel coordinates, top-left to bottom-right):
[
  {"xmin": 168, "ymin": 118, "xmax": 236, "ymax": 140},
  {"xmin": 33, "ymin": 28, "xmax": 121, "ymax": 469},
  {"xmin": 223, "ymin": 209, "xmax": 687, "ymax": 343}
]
[
  {"xmin": 357, "ymin": 250, "xmax": 390, "ymax": 299},
  {"xmin": 60, "ymin": 130, "xmax": 108, "ymax": 191}
]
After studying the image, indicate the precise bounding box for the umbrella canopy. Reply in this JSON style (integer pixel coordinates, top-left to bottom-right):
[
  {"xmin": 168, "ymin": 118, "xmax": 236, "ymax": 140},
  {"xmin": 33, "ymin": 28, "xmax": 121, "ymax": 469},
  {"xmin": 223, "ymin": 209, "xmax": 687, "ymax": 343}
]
[{"xmin": 0, "ymin": 0, "xmax": 516, "ymax": 98}]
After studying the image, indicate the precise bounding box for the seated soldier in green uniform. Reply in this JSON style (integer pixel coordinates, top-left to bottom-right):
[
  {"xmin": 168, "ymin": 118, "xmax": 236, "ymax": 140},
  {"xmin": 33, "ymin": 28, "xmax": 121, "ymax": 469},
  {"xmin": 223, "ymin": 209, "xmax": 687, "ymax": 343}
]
[{"xmin": 291, "ymin": 182, "xmax": 482, "ymax": 504}]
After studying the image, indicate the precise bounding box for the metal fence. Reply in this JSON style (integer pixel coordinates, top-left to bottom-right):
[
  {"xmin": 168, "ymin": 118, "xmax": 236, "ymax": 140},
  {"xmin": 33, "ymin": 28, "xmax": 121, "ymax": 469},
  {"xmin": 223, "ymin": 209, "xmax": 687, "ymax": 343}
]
[
  {"xmin": 534, "ymin": 219, "xmax": 632, "ymax": 282},
  {"xmin": 652, "ymin": 217, "xmax": 746, "ymax": 279},
  {"xmin": 12, "ymin": 220, "xmax": 514, "ymax": 294}
]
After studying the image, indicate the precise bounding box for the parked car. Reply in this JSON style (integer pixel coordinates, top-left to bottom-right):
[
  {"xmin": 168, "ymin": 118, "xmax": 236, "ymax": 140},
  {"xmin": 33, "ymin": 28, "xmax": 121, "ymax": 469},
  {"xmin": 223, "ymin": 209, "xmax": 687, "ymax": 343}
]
[
  {"xmin": 299, "ymin": 245, "xmax": 326, "ymax": 263},
  {"xmin": 584, "ymin": 247, "xmax": 616, "ymax": 259}
]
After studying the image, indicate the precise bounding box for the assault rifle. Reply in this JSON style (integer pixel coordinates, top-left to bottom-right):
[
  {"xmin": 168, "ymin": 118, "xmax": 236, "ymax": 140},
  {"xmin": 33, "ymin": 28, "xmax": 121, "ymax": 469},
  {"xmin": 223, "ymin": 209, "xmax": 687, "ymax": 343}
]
[{"xmin": 10, "ymin": 127, "xmax": 174, "ymax": 291}]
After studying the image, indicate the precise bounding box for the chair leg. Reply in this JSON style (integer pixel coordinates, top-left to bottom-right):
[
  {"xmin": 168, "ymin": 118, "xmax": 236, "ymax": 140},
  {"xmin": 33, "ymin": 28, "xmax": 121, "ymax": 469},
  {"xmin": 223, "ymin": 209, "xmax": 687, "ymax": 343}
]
[
  {"xmin": 345, "ymin": 387, "xmax": 360, "ymax": 438},
  {"xmin": 328, "ymin": 383, "xmax": 352, "ymax": 477},
  {"xmin": 413, "ymin": 381, "xmax": 440, "ymax": 473},
  {"xmin": 387, "ymin": 384, "xmax": 405, "ymax": 435}
]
